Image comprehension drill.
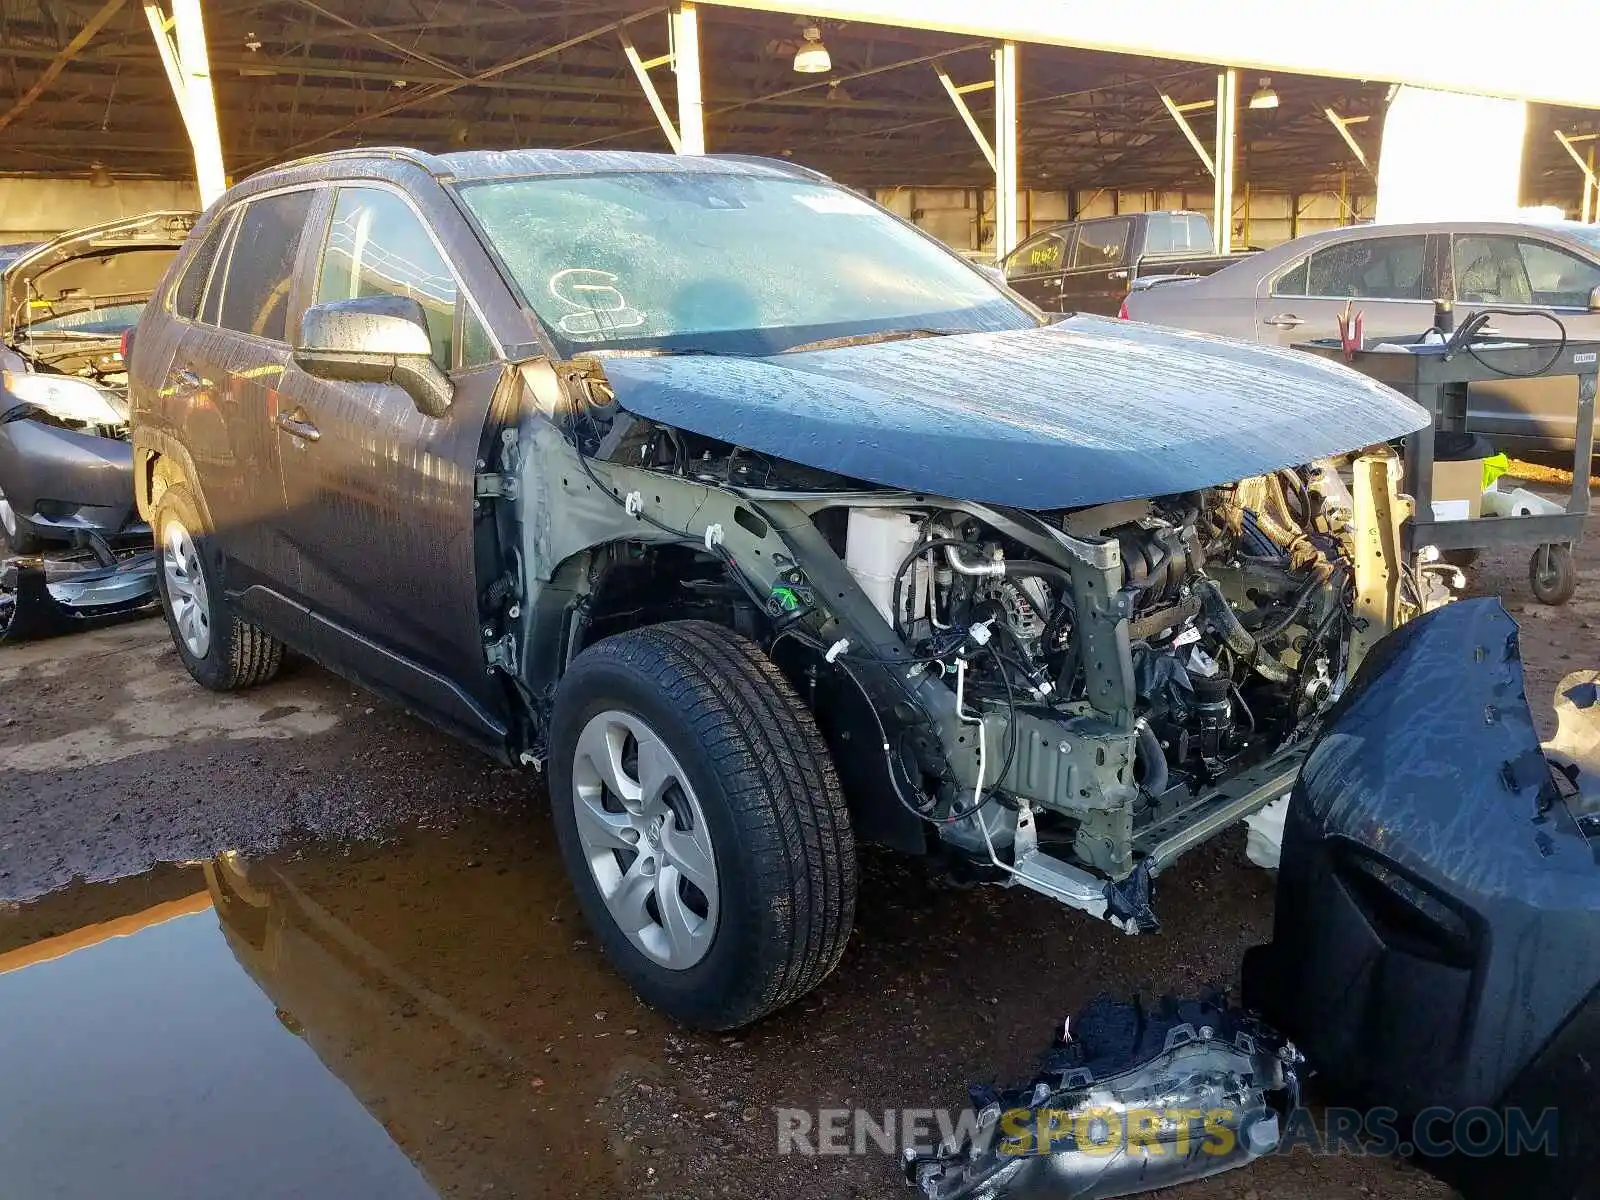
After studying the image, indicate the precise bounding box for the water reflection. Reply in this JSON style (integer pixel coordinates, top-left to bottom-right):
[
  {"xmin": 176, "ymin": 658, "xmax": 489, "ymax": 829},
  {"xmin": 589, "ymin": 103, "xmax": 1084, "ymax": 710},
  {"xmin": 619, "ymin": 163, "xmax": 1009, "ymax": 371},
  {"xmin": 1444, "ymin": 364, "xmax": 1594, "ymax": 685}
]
[{"xmin": 0, "ymin": 820, "xmax": 678, "ymax": 1199}]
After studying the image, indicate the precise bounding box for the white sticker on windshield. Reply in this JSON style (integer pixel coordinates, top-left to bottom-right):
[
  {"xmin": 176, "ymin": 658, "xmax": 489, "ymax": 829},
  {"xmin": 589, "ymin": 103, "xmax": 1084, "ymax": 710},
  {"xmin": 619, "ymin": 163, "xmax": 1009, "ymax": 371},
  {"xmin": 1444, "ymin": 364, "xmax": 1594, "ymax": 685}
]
[{"xmin": 794, "ymin": 192, "xmax": 875, "ymax": 215}]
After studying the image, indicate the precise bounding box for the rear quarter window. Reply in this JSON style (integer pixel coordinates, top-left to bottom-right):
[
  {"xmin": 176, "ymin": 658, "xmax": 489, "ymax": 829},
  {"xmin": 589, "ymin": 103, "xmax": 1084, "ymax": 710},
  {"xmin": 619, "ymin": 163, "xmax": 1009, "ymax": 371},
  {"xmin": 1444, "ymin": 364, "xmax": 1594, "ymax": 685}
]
[
  {"xmin": 172, "ymin": 213, "xmax": 233, "ymax": 319},
  {"xmin": 1272, "ymin": 258, "xmax": 1309, "ymax": 297}
]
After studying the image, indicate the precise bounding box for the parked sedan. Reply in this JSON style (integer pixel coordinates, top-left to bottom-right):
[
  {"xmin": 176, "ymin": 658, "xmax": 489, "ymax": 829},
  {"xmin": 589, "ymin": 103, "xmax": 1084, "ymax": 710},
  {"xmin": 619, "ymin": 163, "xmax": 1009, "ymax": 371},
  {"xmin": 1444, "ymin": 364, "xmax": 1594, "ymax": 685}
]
[{"xmin": 1124, "ymin": 220, "xmax": 1600, "ymax": 454}]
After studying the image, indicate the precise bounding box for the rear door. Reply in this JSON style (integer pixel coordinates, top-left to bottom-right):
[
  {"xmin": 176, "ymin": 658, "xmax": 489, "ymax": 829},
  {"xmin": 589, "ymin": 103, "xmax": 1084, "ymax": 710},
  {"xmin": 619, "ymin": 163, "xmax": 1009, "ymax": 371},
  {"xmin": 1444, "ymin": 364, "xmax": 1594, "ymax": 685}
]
[
  {"xmin": 277, "ymin": 180, "xmax": 511, "ymax": 746},
  {"xmin": 1001, "ymin": 230, "xmax": 1069, "ymax": 310},
  {"xmin": 159, "ymin": 187, "xmax": 318, "ymax": 641},
  {"xmin": 1253, "ymin": 232, "xmax": 1434, "ymax": 347},
  {"xmin": 1057, "ymin": 217, "xmax": 1133, "ymax": 316},
  {"xmin": 1449, "ymin": 232, "xmax": 1600, "ymax": 450}
]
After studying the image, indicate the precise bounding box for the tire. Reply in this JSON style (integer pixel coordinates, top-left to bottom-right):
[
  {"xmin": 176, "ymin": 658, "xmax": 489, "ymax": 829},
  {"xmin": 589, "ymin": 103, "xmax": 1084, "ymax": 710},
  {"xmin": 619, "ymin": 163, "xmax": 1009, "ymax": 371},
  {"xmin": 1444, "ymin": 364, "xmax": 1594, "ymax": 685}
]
[
  {"xmin": 153, "ymin": 483, "xmax": 284, "ymax": 690},
  {"xmin": 1529, "ymin": 543, "xmax": 1578, "ymax": 606},
  {"xmin": 0, "ymin": 483, "xmax": 45, "ymax": 555},
  {"xmin": 549, "ymin": 620, "xmax": 856, "ymax": 1030}
]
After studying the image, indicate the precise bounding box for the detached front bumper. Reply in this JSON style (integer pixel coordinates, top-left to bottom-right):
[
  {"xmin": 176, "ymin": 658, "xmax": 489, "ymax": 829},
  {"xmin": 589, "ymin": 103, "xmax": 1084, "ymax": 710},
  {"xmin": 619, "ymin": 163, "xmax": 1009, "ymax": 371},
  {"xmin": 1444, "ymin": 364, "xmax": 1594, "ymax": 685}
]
[
  {"xmin": 0, "ymin": 413, "xmax": 140, "ymax": 541},
  {"xmin": 906, "ymin": 996, "xmax": 1297, "ymax": 1200},
  {"xmin": 1244, "ymin": 597, "xmax": 1600, "ymax": 1198},
  {"xmin": 0, "ymin": 550, "xmax": 157, "ymax": 640}
]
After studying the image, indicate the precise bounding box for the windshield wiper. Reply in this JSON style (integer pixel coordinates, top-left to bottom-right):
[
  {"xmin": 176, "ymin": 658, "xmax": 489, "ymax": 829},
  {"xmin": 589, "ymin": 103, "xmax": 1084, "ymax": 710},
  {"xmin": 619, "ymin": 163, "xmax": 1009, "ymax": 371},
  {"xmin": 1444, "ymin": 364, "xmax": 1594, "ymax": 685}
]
[
  {"xmin": 581, "ymin": 346, "xmax": 748, "ymax": 359},
  {"xmin": 16, "ymin": 328, "xmax": 123, "ymax": 340},
  {"xmin": 778, "ymin": 328, "xmax": 964, "ymax": 355}
]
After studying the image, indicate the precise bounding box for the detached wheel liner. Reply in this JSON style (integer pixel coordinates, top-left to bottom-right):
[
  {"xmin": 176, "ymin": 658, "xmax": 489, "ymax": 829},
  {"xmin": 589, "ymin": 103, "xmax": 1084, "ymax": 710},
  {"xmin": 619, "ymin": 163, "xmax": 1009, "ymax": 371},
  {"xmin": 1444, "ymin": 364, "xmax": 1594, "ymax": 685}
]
[
  {"xmin": 153, "ymin": 483, "xmax": 283, "ymax": 691},
  {"xmin": 549, "ymin": 620, "xmax": 856, "ymax": 1030}
]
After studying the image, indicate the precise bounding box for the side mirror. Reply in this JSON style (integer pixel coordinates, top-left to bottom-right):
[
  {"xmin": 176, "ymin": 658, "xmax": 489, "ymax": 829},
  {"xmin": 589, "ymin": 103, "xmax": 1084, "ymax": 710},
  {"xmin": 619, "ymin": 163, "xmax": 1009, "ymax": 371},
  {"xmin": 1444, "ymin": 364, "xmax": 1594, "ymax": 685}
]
[
  {"xmin": 1589, "ymin": 285, "xmax": 1600, "ymax": 314},
  {"xmin": 293, "ymin": 295, "xmax": 453, "ymax": 419}
]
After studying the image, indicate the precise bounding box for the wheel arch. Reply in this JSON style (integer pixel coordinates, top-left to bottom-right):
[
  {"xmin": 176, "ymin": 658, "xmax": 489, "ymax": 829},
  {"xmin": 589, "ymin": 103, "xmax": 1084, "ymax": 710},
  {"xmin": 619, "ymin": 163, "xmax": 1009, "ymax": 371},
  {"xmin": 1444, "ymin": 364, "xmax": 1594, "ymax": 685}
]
[
  {"xmin": 526, "ymin": 535, "xmax": 930, "ymax": 856},
  {"xmin": 133, "ymin": 430, "xmax": 213, "ymax": 531}
]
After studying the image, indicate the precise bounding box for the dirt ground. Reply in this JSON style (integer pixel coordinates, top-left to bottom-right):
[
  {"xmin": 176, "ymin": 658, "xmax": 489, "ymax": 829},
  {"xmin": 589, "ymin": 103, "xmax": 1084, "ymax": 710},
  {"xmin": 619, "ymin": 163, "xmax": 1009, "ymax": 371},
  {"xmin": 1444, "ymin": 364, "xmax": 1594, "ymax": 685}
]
[{"xmin": 2, "ymin": 478, "xmax": 1596, "ymax": 1200}]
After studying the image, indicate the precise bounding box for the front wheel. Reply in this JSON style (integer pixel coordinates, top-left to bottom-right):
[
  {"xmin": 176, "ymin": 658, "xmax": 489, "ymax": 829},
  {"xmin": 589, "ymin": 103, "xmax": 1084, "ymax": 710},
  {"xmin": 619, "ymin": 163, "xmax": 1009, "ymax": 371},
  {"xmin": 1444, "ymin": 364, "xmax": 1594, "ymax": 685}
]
[{"xmin": 549, "ymin": 621, "xmax": 856, "ymax": 1030}]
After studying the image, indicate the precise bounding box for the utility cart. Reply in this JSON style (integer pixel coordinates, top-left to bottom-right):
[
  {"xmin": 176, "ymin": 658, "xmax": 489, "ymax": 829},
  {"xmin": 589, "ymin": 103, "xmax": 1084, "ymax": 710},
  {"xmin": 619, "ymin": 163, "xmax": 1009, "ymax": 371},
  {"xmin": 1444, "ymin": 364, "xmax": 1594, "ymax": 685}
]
[{"xmin": 1297, "ymin": 334, "xmax": 1598, "ymax": 605}]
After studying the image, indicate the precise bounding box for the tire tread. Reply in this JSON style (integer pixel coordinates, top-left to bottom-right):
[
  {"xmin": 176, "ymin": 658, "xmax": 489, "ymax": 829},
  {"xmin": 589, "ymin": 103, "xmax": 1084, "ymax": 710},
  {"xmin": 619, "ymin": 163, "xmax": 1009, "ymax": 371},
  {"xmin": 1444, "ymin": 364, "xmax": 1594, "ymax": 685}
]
[{"xmin": 559, "ymin": 620, "xmax": 856, "ymax": 1027}]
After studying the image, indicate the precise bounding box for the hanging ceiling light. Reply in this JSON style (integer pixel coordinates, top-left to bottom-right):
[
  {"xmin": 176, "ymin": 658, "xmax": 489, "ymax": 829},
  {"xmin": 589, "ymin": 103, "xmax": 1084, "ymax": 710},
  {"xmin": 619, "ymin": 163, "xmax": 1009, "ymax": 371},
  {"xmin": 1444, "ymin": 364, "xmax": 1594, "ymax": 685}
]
[
  {"xmin": 792, "ymin": 26, "xmax": 831, "ymax": 74},
  {"xmin": 88, "ymin": 162, "xmax": 113, "ymax": 188},
  {"xmin": 1248, "ymin": 78, "xmax": 1280, "ymax": 110}
]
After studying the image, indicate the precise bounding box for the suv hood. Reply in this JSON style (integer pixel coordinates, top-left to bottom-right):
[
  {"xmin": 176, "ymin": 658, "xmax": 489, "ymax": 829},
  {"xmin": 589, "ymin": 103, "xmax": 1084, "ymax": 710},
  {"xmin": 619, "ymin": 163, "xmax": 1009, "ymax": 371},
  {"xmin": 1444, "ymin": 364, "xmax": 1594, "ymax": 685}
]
[
  {"xmin": 2, "ymin": 211, "xmax": 196, "ymax": 342},
  {"xmin": 594, "ymin": 315, "xmax": 1429, "ymax": 509}
]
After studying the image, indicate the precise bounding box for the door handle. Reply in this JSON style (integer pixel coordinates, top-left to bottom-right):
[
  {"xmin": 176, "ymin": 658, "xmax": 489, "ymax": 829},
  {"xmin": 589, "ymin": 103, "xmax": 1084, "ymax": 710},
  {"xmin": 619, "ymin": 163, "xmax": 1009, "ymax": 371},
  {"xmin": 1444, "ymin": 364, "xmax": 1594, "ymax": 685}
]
[
  {"xmin": 1264, "ymin": 312, "xmax": 1305, "ymax": 329},
  {"xmin": 1108, "ymin": 269, "xmax": 1130, "ymax": 281},
  {"xmin": 276, "ymin": 412, "xmax": 321, "ymax": 442}
]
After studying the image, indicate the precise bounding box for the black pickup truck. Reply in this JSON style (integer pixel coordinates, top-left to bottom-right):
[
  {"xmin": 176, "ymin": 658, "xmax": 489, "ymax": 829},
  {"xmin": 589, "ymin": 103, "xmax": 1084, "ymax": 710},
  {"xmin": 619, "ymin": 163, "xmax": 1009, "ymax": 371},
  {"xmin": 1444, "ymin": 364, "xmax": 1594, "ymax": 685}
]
[{"xmin": 1000, "ymin": 210, "xmax": 1253, "ymax": 316}]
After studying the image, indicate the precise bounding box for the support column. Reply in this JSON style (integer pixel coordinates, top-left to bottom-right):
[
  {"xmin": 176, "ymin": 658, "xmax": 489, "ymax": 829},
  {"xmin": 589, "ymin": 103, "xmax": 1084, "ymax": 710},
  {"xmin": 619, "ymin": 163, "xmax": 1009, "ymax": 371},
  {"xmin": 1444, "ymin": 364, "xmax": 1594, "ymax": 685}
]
[
  {"xmin": 145, "ymin": 0, "xmax": 225, "ymax": 206},
  {"xmin": 993, "ymin": 41, "xmax": 1019, "ymax": 260},
  {"xmin": 670, "ymin": 4, "xmax": 704, "ymax": 155},
  {"xmin": 1589, "ymin": 145, "xmax": 1596, "ymax": 224},
  {"xmin": 1211, "ymin": 67, "xmax": 1236, "ymax": 255},
  {"xmin": 1555, "ymin": 131, "xmax": 1597, "ymax": 223}
]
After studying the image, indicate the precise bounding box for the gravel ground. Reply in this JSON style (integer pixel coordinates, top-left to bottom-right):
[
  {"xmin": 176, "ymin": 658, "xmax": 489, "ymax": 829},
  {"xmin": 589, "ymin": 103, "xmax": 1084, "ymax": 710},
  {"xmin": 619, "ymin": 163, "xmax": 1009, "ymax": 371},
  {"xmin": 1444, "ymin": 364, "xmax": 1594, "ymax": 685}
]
[{"xmin": 2, "ymin": 485, "xmax": 1595, "ymax": 1200}]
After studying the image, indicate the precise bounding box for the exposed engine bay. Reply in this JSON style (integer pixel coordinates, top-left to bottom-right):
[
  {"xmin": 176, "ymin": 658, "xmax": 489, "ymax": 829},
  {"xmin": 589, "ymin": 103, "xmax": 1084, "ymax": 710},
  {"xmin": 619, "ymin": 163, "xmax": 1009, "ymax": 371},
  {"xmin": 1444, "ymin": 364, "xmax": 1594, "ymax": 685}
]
[
  {"xmin": 503, "ymin": 347, "xmax": 1443, "ymax": 932},
  {"xmin": 793, "ymin": 455, "xmax": 1446, "ymax": 923}
]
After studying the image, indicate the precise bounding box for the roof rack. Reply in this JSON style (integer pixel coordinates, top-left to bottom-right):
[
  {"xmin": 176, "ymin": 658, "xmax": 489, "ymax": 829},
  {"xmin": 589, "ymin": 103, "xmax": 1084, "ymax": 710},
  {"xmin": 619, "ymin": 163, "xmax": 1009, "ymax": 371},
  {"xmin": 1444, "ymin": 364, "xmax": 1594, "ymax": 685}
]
[{"xmin": 272, "ymin": 145, "xmax": 451, "ymax": 176}]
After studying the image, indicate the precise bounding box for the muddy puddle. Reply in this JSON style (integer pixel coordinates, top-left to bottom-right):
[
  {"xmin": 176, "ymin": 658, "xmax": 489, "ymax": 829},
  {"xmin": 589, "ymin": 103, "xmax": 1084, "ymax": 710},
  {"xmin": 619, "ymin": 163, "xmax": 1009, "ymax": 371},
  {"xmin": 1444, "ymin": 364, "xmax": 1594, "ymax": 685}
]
[{"xmin": 0, "ymin": 818, "xmax": 696, "ymax": 1199}]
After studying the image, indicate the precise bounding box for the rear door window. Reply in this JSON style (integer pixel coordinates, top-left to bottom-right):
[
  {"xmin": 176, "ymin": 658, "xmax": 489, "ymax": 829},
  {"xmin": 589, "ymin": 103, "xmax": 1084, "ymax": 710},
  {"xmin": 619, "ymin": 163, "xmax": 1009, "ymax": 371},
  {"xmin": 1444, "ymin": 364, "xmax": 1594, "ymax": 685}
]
[
  {"xmin": 1306, "ymin": 235, "xmax": 1426, "ymax": 300},
  {"xmin": 215, "ymin": 190, "xmax": 315, "ymax": 341},
  {"xmin": 1070, "ymin": 218, "xmax": 1131, "ymax": 269},
  {"xmin": 314, "ymin": 187, "xmax": 458, "ymax": 371},
  {"xmin": 1005, "ymin": 231, "xmax": 1067, "ymax": 279}
]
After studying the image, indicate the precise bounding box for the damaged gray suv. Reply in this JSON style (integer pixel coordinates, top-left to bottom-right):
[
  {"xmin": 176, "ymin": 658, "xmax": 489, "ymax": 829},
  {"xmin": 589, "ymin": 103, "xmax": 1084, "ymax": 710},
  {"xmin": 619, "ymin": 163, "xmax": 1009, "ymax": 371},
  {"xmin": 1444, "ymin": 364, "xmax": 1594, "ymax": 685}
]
[{"xmin": 129, "ymin": 148, "xmax": 1433, "ymax": 1030}]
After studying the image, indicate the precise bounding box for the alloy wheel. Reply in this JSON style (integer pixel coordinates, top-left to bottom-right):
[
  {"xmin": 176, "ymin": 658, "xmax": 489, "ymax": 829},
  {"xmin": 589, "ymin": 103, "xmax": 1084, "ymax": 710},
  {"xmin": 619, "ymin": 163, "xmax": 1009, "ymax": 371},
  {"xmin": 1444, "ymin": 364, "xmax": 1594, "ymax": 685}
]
[{"xmin": 570, "ymin": 708, "xmax": 720, "ymax": 970}]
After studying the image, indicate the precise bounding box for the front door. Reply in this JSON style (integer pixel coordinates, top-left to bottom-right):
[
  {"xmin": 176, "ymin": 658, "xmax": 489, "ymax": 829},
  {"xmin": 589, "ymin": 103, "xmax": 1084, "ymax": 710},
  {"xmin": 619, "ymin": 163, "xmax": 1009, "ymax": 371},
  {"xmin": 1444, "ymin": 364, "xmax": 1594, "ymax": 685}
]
[
  {"xmin": 1449, "ymin": 232, "xmax": 1600, "ymax": 451},
  {"xmin": 1253, "ymin": 231, "xmax": 1435, "ymax": 349},
  {"xmin": 277, "ymin": 183, "xmax": 510, "ymax": 746}
]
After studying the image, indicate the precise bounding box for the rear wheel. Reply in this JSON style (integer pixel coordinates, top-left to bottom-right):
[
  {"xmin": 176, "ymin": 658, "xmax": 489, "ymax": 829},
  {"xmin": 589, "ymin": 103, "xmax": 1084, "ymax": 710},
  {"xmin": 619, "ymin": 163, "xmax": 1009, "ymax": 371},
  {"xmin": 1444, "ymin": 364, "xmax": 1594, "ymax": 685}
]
[
  {"xmin": 153, "ymin": 483, "xmax": 283, "ymax": 690},
  {"xmin": 549, "ymin": 620, "xmax": 856, "ymax": 1030}
]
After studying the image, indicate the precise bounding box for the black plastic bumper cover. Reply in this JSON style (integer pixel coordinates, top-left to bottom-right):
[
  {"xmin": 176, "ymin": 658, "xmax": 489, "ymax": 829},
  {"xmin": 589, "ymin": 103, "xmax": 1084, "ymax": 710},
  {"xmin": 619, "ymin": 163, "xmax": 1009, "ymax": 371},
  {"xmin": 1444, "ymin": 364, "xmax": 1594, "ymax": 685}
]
[{"xmin": 1244, "ymin": 597, "xmax": 1599, "ymax": 1198}]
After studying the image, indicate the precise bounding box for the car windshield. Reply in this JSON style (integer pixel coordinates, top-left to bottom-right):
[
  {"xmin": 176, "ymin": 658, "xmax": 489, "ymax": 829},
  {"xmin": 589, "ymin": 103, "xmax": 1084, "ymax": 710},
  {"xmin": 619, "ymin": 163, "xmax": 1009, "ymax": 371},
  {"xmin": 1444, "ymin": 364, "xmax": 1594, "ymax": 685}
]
[
  {"xmin": 457, "ymin": 171, "xmax": 1036, "ymax": 355},
  {"xmin": 1560, "ymin": 224, "xmax": 1600, "ymax": 255},
  {"xmin": 19, "ymin": 300, "xmax": 147, "ymax": 336}
]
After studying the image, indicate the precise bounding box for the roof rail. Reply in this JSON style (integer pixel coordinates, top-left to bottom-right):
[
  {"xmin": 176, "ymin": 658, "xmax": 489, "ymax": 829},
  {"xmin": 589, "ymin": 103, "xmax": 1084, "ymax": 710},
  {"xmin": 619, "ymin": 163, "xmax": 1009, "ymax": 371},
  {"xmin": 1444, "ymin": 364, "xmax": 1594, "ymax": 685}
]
[{"xmin": 270, "ymin": 145, "xmax": 451, "ymax": 176}]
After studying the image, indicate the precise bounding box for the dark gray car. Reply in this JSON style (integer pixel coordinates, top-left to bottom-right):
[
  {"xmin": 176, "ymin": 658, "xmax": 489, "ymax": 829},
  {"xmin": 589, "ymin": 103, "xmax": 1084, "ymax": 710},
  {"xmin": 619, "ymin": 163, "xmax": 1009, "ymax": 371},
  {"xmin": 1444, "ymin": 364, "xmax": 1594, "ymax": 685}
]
[
  {"xmin": 128, "ymin": 147, "xmax": 1429, "ymax": 1033},
  {"xmin": 1124, "ymin": 220, "xmax": 1600, "ymax": 453}
]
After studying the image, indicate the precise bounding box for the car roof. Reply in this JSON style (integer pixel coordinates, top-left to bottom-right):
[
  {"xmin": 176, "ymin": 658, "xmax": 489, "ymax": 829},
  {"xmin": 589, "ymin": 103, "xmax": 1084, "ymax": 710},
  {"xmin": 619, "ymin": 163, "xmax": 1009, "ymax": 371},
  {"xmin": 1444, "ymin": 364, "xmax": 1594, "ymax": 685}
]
[
  {"xmin": 1278, "ymin": 218, "xmax": 1599, "ymax": 246},
  {"xmin": 246, "ymin": 145, "xmax": 827, "ymax": 189}
]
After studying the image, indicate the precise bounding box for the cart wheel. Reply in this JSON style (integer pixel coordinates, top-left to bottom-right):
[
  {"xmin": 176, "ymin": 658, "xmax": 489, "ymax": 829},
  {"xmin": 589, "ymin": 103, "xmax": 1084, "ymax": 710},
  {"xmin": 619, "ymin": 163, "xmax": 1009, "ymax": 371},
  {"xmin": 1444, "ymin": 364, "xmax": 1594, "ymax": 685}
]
[{"xmin": 1529, "ymin": 543, "xmax": 1578, "ymax": 606}]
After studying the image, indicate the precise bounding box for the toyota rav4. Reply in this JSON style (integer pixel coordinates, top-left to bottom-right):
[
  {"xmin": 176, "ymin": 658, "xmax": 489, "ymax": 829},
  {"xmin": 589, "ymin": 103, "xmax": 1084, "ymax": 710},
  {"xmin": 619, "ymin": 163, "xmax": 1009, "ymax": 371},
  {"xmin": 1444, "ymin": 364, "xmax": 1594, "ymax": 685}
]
[{"xmin": 129, "ymin": 148, "xmax": 1433, "ymax": 1030}]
